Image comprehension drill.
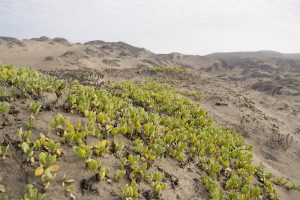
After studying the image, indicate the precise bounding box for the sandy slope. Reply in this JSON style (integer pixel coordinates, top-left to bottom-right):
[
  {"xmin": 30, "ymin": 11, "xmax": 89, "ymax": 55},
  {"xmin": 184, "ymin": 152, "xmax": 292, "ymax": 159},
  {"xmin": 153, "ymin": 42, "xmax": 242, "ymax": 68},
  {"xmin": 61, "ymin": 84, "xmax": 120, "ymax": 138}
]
[
  {"xmin": 0, "ymin": 36, "xmax": 299, "ymax": 199},
  {"xmin": 0, "ymin": 37, "xmax": 216, "ymax": 70}
]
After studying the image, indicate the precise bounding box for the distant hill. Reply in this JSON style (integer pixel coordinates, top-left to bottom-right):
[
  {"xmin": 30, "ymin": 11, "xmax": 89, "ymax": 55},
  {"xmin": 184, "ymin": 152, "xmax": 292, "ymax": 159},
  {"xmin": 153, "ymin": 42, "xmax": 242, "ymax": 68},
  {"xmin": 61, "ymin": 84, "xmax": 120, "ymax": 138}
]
[
  {"xmin": 0, "ymin": 36, "xmax": 216, "ymax": 70},
  {"xmin": 206, "ymin": 50, "xmax": 300, "ymax": 60}
]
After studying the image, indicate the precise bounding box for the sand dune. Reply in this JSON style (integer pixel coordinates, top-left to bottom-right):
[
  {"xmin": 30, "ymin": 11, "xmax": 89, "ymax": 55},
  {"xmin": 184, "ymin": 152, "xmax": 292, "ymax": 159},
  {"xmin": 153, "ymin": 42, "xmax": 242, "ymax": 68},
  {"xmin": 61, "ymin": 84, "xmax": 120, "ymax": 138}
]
[{"xmin": 0, "ymin": 36, "xmax": 299, "ymax": 199}]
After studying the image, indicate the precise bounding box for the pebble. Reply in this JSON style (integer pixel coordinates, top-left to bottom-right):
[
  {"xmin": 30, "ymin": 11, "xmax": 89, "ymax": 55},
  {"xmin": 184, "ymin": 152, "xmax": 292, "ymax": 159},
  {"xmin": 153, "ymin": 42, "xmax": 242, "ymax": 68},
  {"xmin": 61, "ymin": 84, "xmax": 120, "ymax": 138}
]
[
  {"xmin": 69, "ymin": 193, "xmax": 76, "ymax": 199},
  {"xmin": 106, "ymin": 179, "xmax": 112, "ymax": 184}
]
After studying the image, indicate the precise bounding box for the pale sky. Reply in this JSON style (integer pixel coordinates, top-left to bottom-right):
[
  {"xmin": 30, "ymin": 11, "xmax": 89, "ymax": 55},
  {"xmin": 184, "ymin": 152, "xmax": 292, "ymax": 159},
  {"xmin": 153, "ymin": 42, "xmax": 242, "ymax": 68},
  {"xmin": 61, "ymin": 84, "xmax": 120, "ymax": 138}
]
[{"xmin": 0, "ymin": 0, "xmax": 299, "ymax": 55}]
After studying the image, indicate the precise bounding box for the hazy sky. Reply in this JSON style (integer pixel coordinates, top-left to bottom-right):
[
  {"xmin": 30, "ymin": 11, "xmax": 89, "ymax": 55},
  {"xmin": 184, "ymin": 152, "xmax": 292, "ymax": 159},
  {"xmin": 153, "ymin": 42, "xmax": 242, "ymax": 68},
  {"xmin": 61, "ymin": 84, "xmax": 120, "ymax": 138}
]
[{"xmin": 0, "ymin": 0, "xmax": 299, "ymax": 55}]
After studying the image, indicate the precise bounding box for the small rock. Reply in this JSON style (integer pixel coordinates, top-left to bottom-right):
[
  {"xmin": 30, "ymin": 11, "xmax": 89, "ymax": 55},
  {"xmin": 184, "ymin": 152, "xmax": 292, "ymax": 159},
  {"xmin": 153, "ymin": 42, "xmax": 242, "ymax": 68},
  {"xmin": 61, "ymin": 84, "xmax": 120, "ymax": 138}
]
[
  {"xmin": 40, "ymin": 93, "xmax": 57, "ymax": 109},
  {"xmin": 187, "ymin": 167, "xmax": 193, "ymax": 172},
  {"xmin": 110, "ymin": 191, "xmax": 118, "ymax": 197},
  {"xmin": 14, "ymin": 118, "xmax": 22, "ymax": 121},
  {"xmin": 69, "ymin": 193, "xmax": 76, "ymax": 199},
  {"xmin": 215, "ymin": 102, "xmax": 228, "ymax": 106},
  {"xmin": 171, "ymin": 176, "xmax": 179, "ymax": 186},
  {"xmin": 56, "ymin": 94, "xmax": 68, "ymax": 108},
  {"xmin": 106, "ymin": 179, "xmax": 112, "ymax": 184},
  {"xmin": 30, "ymin": 156, "xmax": 35, "ymax": 163}
]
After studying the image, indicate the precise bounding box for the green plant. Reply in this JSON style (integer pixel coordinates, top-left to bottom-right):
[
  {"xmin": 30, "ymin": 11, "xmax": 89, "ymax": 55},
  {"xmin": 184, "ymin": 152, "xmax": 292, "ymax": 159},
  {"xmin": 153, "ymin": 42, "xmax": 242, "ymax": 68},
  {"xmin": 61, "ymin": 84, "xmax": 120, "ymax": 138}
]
[
  {"xmin": 85, "ymin": 159, "xmax": 100, "ymax": 172},
  {"xmin": 127, "ymin": 154, "xmax": 140, "ymax": 169},
  {"xmin": 255, "ymin": 162, "xmax": 265, "ymax": 181},
  {"xmin": 38, "ymin": 152, "xmax": 56, "ymax": 167},
  {"xmin": 24, "ymin": 184, "xmax": 44, "ymax": 200},
  {"xmin": 0, "ymin": 101, "xmax": 10, "ymax": 114},
  {"xmin": 114, "ymin": 170, "xmax": 126, "ymax": 182},
  {"xmin": 34, "ymin": 134, "xmax": 62, "ymax": 156},
  {"xmin": 129, "ymin": 163, "xmax": 147, "ymax": 180},
  {"xmin": 25, "ymin": 115, "xmax": 36, "ymax": 130},
  {"xmin": 250, "ymin": 185, "xmax": 262, "ymax": 198},
  {"xmin": 61, "ymin": 123, "xmax": 76, "ymax": 144},
  {"xmin": 18, "ymin": 128, "xmax": 32, "ymax": 143},
  {"xmin": 66, "ymin": 185, "xmax": 75, "ymax": 193},
  {"xmin": 225, "ymin": 173, "xmax": 242, "ymax": 190},
  {"xmin": 35, "ymin": 165, "xmax": 59, "ymax": 190},
  {"xmin": 111, "ymin": 140, "xmax": 124, "ymax": 154},
  {"xmin": 93, "ymin": 140, "xmax": 109, "ymax": 156},
  {"xmin": 144, "ymin": 171, "xmax": 154, "ymax": 184},
  {"xmin": 119, "ymin": 157, "xmax": 129, "ymax": 169},
  {"xmin": 143, "ymin": 148, "xmax": 157, "ymax": 164},
  {"xmin": 110, "ymin": 127, "xmax": 119, "ymax": 137},
  {"xmin": 50, "ymin": 113, "xmax": 68, "ymax": 129},
  {"xmin": 170, "ymin": 145, "xmax": 186, "ymax": 162},
  {"xmin": 0, "ymin": 87, "xmax": 7, "ymax": 98},
  {"xmin": 133, "ymin": 138, "xmax": 144, "ymax": 154},
  {"xmin": 152, "ymin": 181, "xmax": 168, "ymax": 195},
  {"xmin": 121, "ymin": 180, "xmax": 139, "ymax": 199},
  {"xmin": 98, "ymin": 167, "xmax": 109, "ymax": 181},
  {"xmin": 273, "ymin": 177, "xmax": 288, "ymax": 186},
  {"xmin": 153, "ymin": 171, "xmax": 164, "ymax": 182},
  {"xmin": 30, "ymin": 102, "xmax": 41, "ymax": 115},
  {"xmin": 287, "ymin": 182, "xmax": 299, "ymax": 191},
  {"xmin": 97, "ymin": 112, "xmax": 110, "ymax": 124},
  {"xmin": 41, "ymin": 168, "xmax": 57, "ymax": 189},
  {"xmin": 118, "ymin": 126, "xmax": 128, "ymax": 135},
  {"xmin": 21, "ymin": 142, "xmax": 34, "ymax": 161},
  {"xmin": 73, "ymin": 144, "xmax": 92, "ymax": 159}
]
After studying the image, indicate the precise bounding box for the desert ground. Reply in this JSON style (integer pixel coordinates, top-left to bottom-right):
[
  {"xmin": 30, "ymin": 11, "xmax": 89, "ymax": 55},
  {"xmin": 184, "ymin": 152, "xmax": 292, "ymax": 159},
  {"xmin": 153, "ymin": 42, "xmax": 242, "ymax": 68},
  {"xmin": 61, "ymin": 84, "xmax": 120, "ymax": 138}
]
[{"xmin": 0, "ymin": 36, "xmax": 299, "ymax": 200}]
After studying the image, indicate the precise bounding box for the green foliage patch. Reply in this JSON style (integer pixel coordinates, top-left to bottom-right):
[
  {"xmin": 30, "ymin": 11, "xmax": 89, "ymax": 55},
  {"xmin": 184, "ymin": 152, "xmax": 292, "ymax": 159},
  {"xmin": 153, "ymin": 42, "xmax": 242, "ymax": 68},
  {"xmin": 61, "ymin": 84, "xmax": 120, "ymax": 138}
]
[{"xmin": 0, "ymin": 63, "xmax": 298, "ymax": 199}]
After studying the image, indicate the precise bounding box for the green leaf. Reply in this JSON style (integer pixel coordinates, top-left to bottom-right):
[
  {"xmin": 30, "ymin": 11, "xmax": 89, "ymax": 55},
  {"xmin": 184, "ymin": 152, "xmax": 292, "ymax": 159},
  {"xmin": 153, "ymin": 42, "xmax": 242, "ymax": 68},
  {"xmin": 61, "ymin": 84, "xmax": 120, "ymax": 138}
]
[{"xmin": 21, "ymin": 142, "xmax": 30, "ymax": 153}]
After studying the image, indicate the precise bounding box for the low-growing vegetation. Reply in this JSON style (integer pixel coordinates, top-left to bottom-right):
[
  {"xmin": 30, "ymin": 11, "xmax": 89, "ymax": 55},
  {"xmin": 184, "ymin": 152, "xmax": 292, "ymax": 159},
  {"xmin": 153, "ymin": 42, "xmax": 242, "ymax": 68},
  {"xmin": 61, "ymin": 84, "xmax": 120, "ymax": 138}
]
[{"xmin": 0, "ymin": 63, "xmax": 298, "ymax": 199}]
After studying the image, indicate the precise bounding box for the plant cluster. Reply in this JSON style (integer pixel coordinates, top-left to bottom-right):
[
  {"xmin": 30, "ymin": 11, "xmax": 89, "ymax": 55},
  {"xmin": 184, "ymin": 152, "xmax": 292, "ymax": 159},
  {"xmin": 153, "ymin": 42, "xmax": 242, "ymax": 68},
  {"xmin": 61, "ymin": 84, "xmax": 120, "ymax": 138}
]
[
  {"xmin": 0, "ymin": 64, "xmax": 66, "ymax": 98},
  {"xmin": 23, "ymin": 184, "xmax": 44, "ymax": 200},
  {"xmin": 17, "ymin": 127, "xmax": 61, "ymax": 189}
]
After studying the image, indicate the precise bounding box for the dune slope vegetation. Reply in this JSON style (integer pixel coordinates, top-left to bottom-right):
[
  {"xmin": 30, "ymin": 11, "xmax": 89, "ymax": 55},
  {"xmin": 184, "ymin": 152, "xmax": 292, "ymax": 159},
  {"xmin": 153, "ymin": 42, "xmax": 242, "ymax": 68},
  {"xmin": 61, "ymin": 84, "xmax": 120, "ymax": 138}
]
[{"xmin": 0, "ymin": 63, "xmax": 298, "ymax": 200}]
